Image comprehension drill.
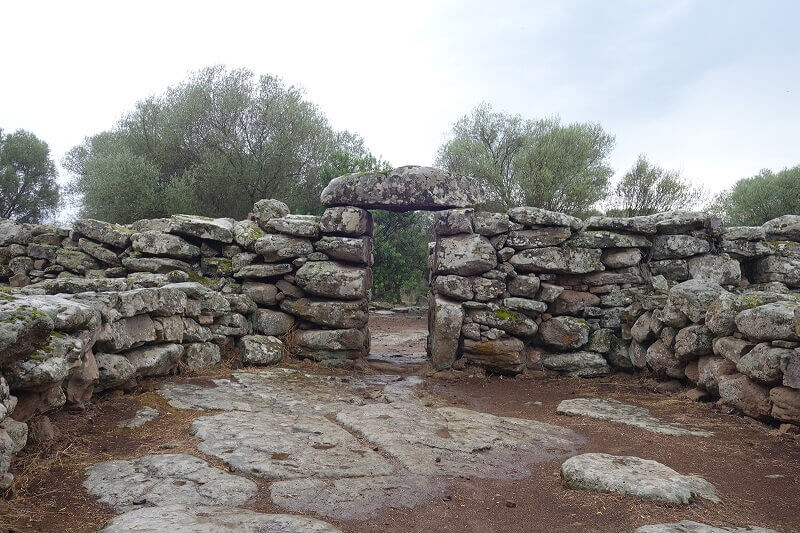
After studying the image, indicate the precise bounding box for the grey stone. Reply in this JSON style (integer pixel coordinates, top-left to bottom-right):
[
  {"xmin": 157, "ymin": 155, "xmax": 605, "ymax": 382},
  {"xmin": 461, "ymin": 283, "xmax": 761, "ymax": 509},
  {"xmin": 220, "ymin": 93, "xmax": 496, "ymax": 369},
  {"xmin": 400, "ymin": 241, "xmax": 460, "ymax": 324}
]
[
  {"xmin": 647, "ymin": 340, "xmax": 684, "ymax": 378},
  {"xmin": 55, "ymin": 249, "xmax": 100, "ymax": 273},
  {"xmin": 240, "ymin": 335, "xmax": 284, "ymax": 365},
  {"xmin": 434, "ymin": 208, "xmax": 473, "ymax": 236},
  {"xmin": 78, "ymin": 238, "xmax": 119, "ymax": 265},
  {"xmin": 636, "ymin": 521, "xmax": 776, "ymax": 533},
  {"xmin": 253, "ymin": 234, "xmax": 314, "ymax": 262},
  {"xmin": 665, "ymin": 279, "xmax": 727, "ymax": 324},
  {"xmin": 233, "ymin": 263, "xmax": 293, "ymax": 279},
  {"xmin": 433, "ymin": 275, "xmax": 473, "ymax": 300},
  {"xmin": 97, "ymin": 314, "xmax": 156, "ymax": 352},
  {"xmin": 469, "ymin": 308, "xmax": 539, "ymax": 337},
  {"xmin": 428, "ymin": 297, "xmax": 464, "ymax": 370},
  {"xmin": 649, "ymin": 259, "xmax": 689, "ymax": 281},
  {"xmin": 674, "ymin": 325, "xmax": 714, "ymax": 362},
  {"xmin": 541, "ymin": 351, "xmax": 610, "ymax": 377},
  {"xmin": 124, "ymin": 343, "xmax": 184, "ymax": 377},
  {"xmin": 584, "ymin": 215, "xmax": 658, "ymax": 235},
  {"xmin": 463, "ymin": 337, "xmax": 526, "ymax": 374},
  {"xmin": 280, "ymin": 297, "xmax": 368, "ymax": 328},
  {"xmin": 560, "ymin": 453, "xmax": 719, "ymax": 504},
  {"xmin": 472, "ymin": 277, "xmax": 505, "ymax": 302},
  {"xmin": 503, "ymin": 297, "xmax": 547, "ymax": 315},
  {"xmin": 84, "ymin": 453, "xmax": 257, "ymax": 511},
  {"xmin": 651, "ymin": 235, "xmax": 710, "ymax": 260},
  {"xmin": 718, "ymin": 374, "xmax": 772, "ymax": 418},
  {"xmin": 650, "ymin": 211, "xmax": 710, "ymax": 234},
  {"xmin": 131, "ymin": 231, "xmax": 200, "ymax": 259},
  {"xmin": 713, "ymin": 336, "xmax": 755, "ymax": 363},
  {"xmin": 241, "ymin": 281, "xmax": 278, "ymax": 305},
  {"xmin": 99, "ymin": 505, "xmax": 341, "ymax": 533},
  {"xmin": 697, "ymin": 356, "xmax": 737, "ymax": 395},
  {"xmin": 435, "ymin": 234, "xmax": 497, "ymax": 276},
  {"xmin": 537, "ymin": 282, "xmax": 564, "ymax": 302},
  {"xmin": 761, "ymin": 214, "xmax": 800, "ymax": 240},
  {"xmin": 568, "ymin": 231, "xmax": 651, "ymax": 249},
  {"xmin": 319, "ymin": 206, "xmax": 373, "ymax": 236},
  {"xmin": 295, "ymin": 329, "xmax": 365, "ymax": 352},
  {"xmin": 95, "ymin": 353, "xmax": 136, "ymax": 391},
  {"xmin": 167, "ymin": 215, "xmax": 234, "ymax": 243},
  {"xmin": 538, "ymin": 316, "xmax": 590, "ymax": 350},
  {"xmin": 118, "ymin": 406, "xmax": 159, "ymax": 428},
  {"xmin": 255, "ymin": 309, "xmax": 295, "ymax": 336},
  {"xmin": 314, "ymin": 236, "xmax": 371, "ymax": 264},
  {"xmin": 557, "ymin": 398, "xmax": 711, "ymax": 436},
  {"xmin": 735, "ymin": 343, "xmax": 792, "ymax": 385},
  {"xmin": 265, "ymin": 214, "xmax": 320, "ymax": 238},
  {"xmin": 473, "ymin": 212, "xmax": 510, "ymax": 236},
  {"xmin": 601, "ymin": 248, "xmax": 642, "ymax": 268},
  {"xmin": 508, "ymin": 274, "xmax": 540, "ymax": 298},
  {"xmin": 735, "ymin": 302, "xmax": 800, "ymax": 342},
  {"xmin": 507, "ymin": 206, "xmax": 583, "ymax": 230},
  {"xmin": 510, "ymin": 247, "xmax": 603, "ymax": 274},
  {"xmin": 183, "ymin": 343, "xmax": 221, "ymax": 370},
  {"xmin": 507, "ymin": 227, "xmax": 571, "ymax": 249},
  {"xmin": 232, "ymin": 220, "xmax": 267, "ymax": 249},
  {"xmin": 72, "ymin": 219, "xmax": 133, "ymax": 248},
  {"xmin": 752, "ymin": 255, "xmax": 800, "ymax": 287},
  {"xmin": 321, "ymin": 165, "xmax": 485, "ymax": 211},
  {"xmin": 720, "ymin": 239, "xmax": 771, "ymax": 259},
  {"xmin": 687, "ymin": 254, "xmax": 741, "ymax": 285},
  {"xmin": 295, "ymin": 261, "xmax": 370, "ymax": 300},
  {"xmin": 122, "ymin": 256, "xmax": 192, "ymax": 274},
  {"xmin": 252, "ymin": 199, "xmax": 290, "ymax": 230}
]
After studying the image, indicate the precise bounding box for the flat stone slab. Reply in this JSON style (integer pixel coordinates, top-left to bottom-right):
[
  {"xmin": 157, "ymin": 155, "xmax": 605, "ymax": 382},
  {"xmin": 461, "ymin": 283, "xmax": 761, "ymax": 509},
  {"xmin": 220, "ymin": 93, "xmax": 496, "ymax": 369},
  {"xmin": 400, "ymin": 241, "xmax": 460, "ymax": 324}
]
[
  {"xmin": 271, "ymin": 474, "xmax": 443, "ymax": 520},
  {"xmin": 636, "ymin": 521, "xmax": 777, "ymax": 532},
  {"xmin": 557, "ymin": 398, "xmax": 712, "ymax": 437},
  {"xmin": 117, "ymin": 406, "xmax": 159, "ymax": 428},
  {"xmin": 190, "ymin": 410, "xmax": 395, "ymax": 480},
  {"xmin": 320, "ymin": 165, "xmax": 485, "ymax": 211},
  {"xmin": 99, "ymin": 504, "xmax": 341, "ymax": 532},
  {"xmin": 84, "ymin": 454, "xmax": 257, "ymax": 511},
  {"xmin": 159, "ymin": 368, "xmax": 366, "ymax": 415},
  {"xmin": 561, "ymin": 453, "xmax": 720, "ymax": 504},
  {"xmin": 337, "ymin": 403, "xmax": 583, "ymax": 479}
]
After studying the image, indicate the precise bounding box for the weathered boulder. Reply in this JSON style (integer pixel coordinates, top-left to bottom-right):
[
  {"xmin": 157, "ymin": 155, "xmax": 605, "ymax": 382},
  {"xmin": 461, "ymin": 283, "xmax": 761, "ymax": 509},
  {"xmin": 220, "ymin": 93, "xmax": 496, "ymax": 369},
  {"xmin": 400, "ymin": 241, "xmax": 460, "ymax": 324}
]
[
  {"xmin": 167, "ymin": 215, "xmax": 234, "ymax": 243},
  {"xmin": 131, "ymin": 231, "xmax": 200, "ymax": 259},
  {"xmin": 122, "ymin": 256, "xmax": 192, "ymax": 274},
  {"xmin": 434, "ymin": 209, "xmax": 473, "ymax": 236},
  {"xmin": 674, "ymin": 325, "xmax": 713, "ymax": 362},
  {"xmin": 584, "ymin": 215, "xmax": 658, "ymax": 235},
  {"xmin": 319, "ymin": 206, "xmax": 373, "ymax": 236},
  {"xmin": 73, "ymin": 219, "xmax": 134, "ymax": 248},
  {"xmin": 687, "ymin": 254, "xmax": 741, "ymax": 285},
  {"xmin": 314, "ymin": 236, "xmax": 371, "ymax": 265},
  {"xmin": 0, "ymin": 297, "xmax": 54, "ymax": 364},
  {"xmin": 183, "ymin": 342, "xmax": 221, "ymax": 370},
  {"xmin": 295, "ymin": 261, "xmax": 370, "ymax": 300},
  {"xmin": 735, "ymin": 302, "xmax": 800, "ymax": 342},
  {"xmin": 538, "ymin": 316, "xmax": 590, "ymax": 350},
  {"xmin": 96, "ymin": 314, "xmax": 156, "ymax": 352},
  {"xmin": 470, "ymin": 308, "xmax": 539, "ymax": 337},
  {"xmin": 295, "ymin": 329, "xmax": 364, "ymax": 353},
  {"xmin": 507, "ymin": 274, "xmax": 540, "ymax": 298},
  {"xmin": 280, "ymin": 298, "xmax": 368, "ymax": 329},
  {"xmin": 506, "ymin": 227, "xmax": 572, "ymax": 249},
  {"xmin": 124, "ymin": 343, "xmax": 184, "ymax": 377},
  {"xmin": 473, "ymin": 212, "xmax": 511, "ymax": 236},
  {"xmin": 265, "ymin": 215, "xmax": 320, "ymax": 238},
  {"xmin": 434, "ymin": 234, "xmax": 497, "ymax": 276},
  {"xmin": 252, "ymin": 199, "xmax": 290, "ymax": 230},
  {"xmin": 508, "ymin": 207, "xmax": 583, "ymax": 230},
  {"xmin": 541, "ymin": 352, "xmax": 610, "ymax": 377},
  {"xmin": 463, "ymin": 337, "xmax": 525, "ymax": 374},
  {"xmin": 735, "ymin": 343, "xmax": 792, "ymax": 385},
  {"xmin": 433, "ymin": 275, "xmax": 473, "ymax": 301},
  {"xmin": 551, "ymin": 290, "xmax": 600, "ymax": 316},
  {"xmin": 510, "ymin": 247, "xmax": 603, "ymax": 274},
  {"xmin": 784, "ymin": 355, "xmax": 800, "ymax": 389},
  {"xmin": 241, "ymin": 281, "xmax": 278, "ymax": 306},
  {"xmin": 503, "ymin": 297, "xmax": 547, "ymax": 316},
  {"xmin": 770, "ymin": 386, "xmax": 800, "ymax": 424},
  {"xmin": 253, "ymin": 234, "xmax": 314, "ymax": 261},
  {"xmin": 712, "ymin": 336, "xmax": 755, "ymax": 363},
  {"xmin": 568, "ymin": 231, "xmax": 651, "ymax": 249},
  {"xmin": 636, "ymin": 521, "xmax": 776, "ymax": 533},
  {"xmin": 601, "ymin": 248, "xmax": 642, "ymax": 268},
  {"xmin": 321, "ymin": 166, "xmax": 484, "ymax": 211},
  {"xmin": 761, "ymin": 214, "xmax": 800, "ymax": 240},
  {"xmin": 560, "ymin": 453, "xmax": 719, "ymax": 504},
  {"xmin": 751, "ymin": 255, "xmax": 800, "ymax": 287},
  {"xmin": 240, "ymin": 335, "xmax": 284, "ymax": 365},
  {"xmin": 210, "ymin": 313, "xmax": 251, "ymax": 337},
  {"xmin": 428, "ymin": 297, "xmax": 464, "ymax": 370},
  {"xmin": 718, "ymin": 373, "xmax": 772, "ymax": 418},
  {"xmin": 254, "ymin": 309, "xmax": 295, "ymax": 336},
  {"xmin": 233, "ymin": 263, "xmax": 293, "ymax": 279},
  {"xmin": 78, "ymin": 238, "xmax": 119, "ymax": 265},
  {"xmin": 646, "ymin": 340, "xmax": 684, "ymax": 378},
  {"xmin": 664, "ymin": 279, "xmax": 727, "ymax": 324},
  {"xmin": 56, "ymin": 249, "xmax": 100, "ymax": 273},
  {"xmin": 471, "ymin": 277, "xmax": 505, "ymax": 302},
  {"xmin": 719, "ymin": 239, "xmax": 772, "ymax": 259},
  {"xmin": 232, "ymin": 220, "xmax": 267, "ymax": 249},
  {"xmin": 95, "ymin": 353, "xmax": 136, "ymax": 391},
  {"xmin": 651, "ymin": 235, "xmax": 710, "ymax": 260},
  {"xmin": 696, "ymin": 356, "xmax": 737, "ymax": 395},
  {"xmin": 648, "ymin": 259, "xmax": 689, "ymax": 281}
]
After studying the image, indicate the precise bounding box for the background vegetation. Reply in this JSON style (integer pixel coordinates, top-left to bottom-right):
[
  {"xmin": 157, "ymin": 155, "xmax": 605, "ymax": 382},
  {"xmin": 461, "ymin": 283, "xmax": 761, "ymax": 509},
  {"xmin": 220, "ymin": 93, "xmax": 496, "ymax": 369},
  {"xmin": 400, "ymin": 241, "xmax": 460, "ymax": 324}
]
[{"xmin": 2, "ymin": 66, "xmax": 797, "ymax": 301}]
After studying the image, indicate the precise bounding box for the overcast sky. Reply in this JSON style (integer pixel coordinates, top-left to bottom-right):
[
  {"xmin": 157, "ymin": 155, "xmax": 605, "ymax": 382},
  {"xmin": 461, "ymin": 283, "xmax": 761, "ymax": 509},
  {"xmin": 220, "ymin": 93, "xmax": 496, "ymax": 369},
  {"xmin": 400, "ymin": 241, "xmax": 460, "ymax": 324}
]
[{"xmin": 2, "ymin": 0, "xmax": 799, "ymax": 197}]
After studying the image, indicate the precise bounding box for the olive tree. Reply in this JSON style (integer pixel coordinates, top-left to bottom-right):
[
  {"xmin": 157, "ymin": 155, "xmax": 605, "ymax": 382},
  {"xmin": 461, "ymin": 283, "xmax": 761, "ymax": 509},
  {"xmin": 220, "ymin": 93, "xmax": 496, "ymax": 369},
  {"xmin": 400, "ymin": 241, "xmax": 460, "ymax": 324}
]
[
  {"xmin": 712, "ymin": 165, "xmax": 800, "ymax": 225},
  {"xmin": 0, "ymin": 128, "xmax": 60, "ymax": 222},
  {"xmin": 611, "ymin": 154, "xmax": 704, "ymax": 216}
]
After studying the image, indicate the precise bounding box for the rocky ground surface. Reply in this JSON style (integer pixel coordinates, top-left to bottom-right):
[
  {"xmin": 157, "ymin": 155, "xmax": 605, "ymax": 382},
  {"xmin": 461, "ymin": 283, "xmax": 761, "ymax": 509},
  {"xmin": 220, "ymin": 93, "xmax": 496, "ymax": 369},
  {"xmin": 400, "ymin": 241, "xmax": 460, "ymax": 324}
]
[{"xmin": 0, "ymin": 313, "xmax": 797, "ymax": 532}]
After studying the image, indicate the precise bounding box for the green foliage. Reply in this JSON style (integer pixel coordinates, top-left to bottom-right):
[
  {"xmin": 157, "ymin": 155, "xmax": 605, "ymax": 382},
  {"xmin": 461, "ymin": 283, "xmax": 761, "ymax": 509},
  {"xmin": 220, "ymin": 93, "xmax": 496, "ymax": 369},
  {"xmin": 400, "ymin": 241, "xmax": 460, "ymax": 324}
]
[
  {"xmin": 610, "ymin": 154, "xmax": 704, "ymax": 216},
  {"xmin": 436, "ymin": 103, "xmax": 615, "ymax": 214},
  {"xmin": 372, "ymin": 210, "xmax": 431, "ymax": 303},
  {"xmin": 65, "ymin": 66, "xmax": 366, "ymax": 222},
  {"xmin": 0, "ymin": 128, "xmax": 60, "ymax": 222},
  {"xmin": 712, "ymin": 166, "xmax": 800, "ymax": 225}
]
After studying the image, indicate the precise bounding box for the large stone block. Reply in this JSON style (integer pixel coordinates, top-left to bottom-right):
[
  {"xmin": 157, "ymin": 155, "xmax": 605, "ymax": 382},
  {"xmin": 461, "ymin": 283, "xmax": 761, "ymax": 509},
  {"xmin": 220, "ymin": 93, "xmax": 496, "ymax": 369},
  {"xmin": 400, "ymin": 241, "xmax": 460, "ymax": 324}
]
[
  {"xmin": 434, "ymin": 234, "xmax": 497, "ymax": 276},
  {"xmin": 472, "ymin": 212, "xmax": 511, "ymax": 236},
  {"xmin": 507, "ymin": 207, "xmax": 583, "ymax": 230},
  {"xmin": 761, "ymin": 214, "xmax": 800, "ymax": 240},
  {"xmin": 735, "ymin": 302, "xmax": 800, "ymax": 342},
  {"xmin": 95, "ymin": 353, "xmax": 136, "ymax": 391},
  {"xmin": 280, "ymin": 298, "xmax": 368, "ymax": 329},
  {"xmin": 510, "ymin": 247, "xmax": 603, "ymax": 274},
  {"xmin": 131, "ymin": 231, "xmax": 200, "ymax": 259},
  {"xmin": 687, "ymin": 254, "xmax": 741, "ymax": 285},
  {"xmin": 295, "ymin": 329, "xmax": 365, "ymax": 352},
  {"xmin": 434, "ymin": 209, "xmax": 473, "ymax": 236},
  {"xmin": 506, "ymin": 227, "xmax": 571, "ymax": 249},
  {"xmin": 433, "ymin": 275, "xmax": 473, "ymax": 301},
  {"xmin": 718, "ymin": 373, "xmax": 772, "ymax": 419},
  {"xmin": 651, "ymin": 235, "xmax": 710, "ymax": 260},
  {"xmin": 265, "ymin": 215, "xmax": 320, "ymax": 238},
  {"xmin": 319, "ymin": 206, "xmax": 373, "ymax": 236},
  {"xmin": 240, "ymin": 335, "xmax": 284, "ymax": 365},
  {"xmin": 567, "ymin": 231, "xmax": 651, "ymax": 249},
  {"xmin": 463, "ymin": 337, "xmax": 525, "ymax": 374},
  {"xmin": 752, "ymin": 255, "xmax": 800, "ymax": 287},
  {"xmin": 428, "ymin": 297, "xmax": 464, "ymax": 370},
  {"xmin": 73, "ymin": 219, "xmax": 133, "ymax": 248},
  {"xmin": 253, "ymin": 234, "xmax": 314, "ymax": 262},
  {"xmin": 232, "ymin": 220, "xmax": 267, "ymax": 250},
  {"xmin": 664, "ymin": 279, "xmax": 727, "ymax": 324},
  {"xmin": 538, "ymin": 316, "xmax": 590, "ymax": 351},
  {"xmin": 314, "ymin": 236, "xmax": 371, "ymax": 265},
  {"xmin": 735, "ymin": 343, "xmax": 792, "ymax": 386},
  {"xmin": 251, "ymin": 199, "xmax": 290, "ymax": 230},
  {"xmin": 124, "ymin": 343, "xmax": 184, "ymax": 377},
  {"xmin": 770, "ymin": 386, "xmax": 800, "ymax": 424},
  {"xmin": 541, "ymin": 351, "xmax": 610, "ymax": 377},
  {"xmin": 321, "ymin": 166, "xmax": 485, "ymax": 211},
  {"xmin": 469, "ymin": 309, "xmax": 539, "ymax": 337},
  {"xmin": 255, "ymin": 309, "xmax": 295, "ymax": 336},
  {"xmin": 295, "ymin": 261, "xmax": 370, "ymax": 300}
]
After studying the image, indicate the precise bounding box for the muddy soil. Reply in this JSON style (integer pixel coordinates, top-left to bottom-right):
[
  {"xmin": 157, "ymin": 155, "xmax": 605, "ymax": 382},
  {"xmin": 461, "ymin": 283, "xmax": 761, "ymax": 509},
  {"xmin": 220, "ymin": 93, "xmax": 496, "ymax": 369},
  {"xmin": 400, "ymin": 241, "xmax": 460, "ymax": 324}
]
[{"xmin": 1, "ymin": 312, "xmax": 798, "ymax": 533}]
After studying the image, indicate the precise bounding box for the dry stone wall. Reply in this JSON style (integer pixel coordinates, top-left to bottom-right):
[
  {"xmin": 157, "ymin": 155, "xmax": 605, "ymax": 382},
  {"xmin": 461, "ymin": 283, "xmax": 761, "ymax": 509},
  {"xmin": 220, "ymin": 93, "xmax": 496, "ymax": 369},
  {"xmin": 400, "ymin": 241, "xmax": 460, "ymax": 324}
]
[
  {"xmin": 0, "ymin": 199, "xmax": 374, "ymax": 488},
  {"xmin": 428, "ymin": 207, "xmax": 800, "ymax": 427}
]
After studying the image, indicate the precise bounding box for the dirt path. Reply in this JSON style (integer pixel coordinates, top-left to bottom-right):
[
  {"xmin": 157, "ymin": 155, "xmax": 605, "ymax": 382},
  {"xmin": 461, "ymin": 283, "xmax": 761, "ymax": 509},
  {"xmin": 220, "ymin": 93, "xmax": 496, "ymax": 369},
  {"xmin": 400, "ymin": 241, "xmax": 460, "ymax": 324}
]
[{"xmin": 1, "ymin": 313, "xmax": 798, "ymax": 533}]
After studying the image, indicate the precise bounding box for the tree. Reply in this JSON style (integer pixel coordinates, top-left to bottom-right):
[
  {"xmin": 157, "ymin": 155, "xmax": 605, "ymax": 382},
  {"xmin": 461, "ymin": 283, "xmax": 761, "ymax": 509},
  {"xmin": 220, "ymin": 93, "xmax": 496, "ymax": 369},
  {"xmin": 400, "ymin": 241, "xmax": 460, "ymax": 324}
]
[
  {"xmin": 611, "ymin": 154, "xmax": 704, "ymax": 216},
  {"xmin": 65, "ymin": 66, "xmax": 356, "ymax": 222},
  {"xmin": 712, "ymin": 166, "xmax": 800, "ymax": 225},
  {"xmin": 0, "ymin": 128, "xmax": 60, "ymax": 222},
  {"xmin": 436, "ymin": 103, "xmax": 615, "ymax": 214},
  {"xmin": 372, "ymin": 210, "xmax": 431, "ymax": 303}
]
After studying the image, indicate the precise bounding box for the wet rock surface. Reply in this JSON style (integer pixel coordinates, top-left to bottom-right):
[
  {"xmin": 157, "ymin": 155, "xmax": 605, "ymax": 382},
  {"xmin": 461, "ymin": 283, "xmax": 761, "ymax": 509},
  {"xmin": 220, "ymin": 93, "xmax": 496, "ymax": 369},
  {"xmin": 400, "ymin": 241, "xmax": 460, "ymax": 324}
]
[{"xmin": 557, "ymin": 398, "xmax": 712, "ymax": 436}]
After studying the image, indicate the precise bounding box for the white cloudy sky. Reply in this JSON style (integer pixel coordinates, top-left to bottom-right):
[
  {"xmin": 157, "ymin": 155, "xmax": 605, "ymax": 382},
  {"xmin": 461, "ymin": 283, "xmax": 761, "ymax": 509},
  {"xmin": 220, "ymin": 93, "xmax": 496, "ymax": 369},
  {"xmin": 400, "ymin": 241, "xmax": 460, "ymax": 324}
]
[{"xmin": 2, "ymin": 0, "xmax": 799, "ymax": 197}]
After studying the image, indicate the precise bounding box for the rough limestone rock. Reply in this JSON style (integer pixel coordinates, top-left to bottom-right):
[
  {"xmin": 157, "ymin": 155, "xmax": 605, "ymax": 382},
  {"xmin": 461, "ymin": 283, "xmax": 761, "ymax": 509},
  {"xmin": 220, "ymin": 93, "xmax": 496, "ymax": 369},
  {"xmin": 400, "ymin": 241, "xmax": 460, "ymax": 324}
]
[
  {"xmin": 602, "ymin": 248, "xmax": 643, "ymax": 268},
  {"xmin": 122, "ymin": 256, "xmax": 192, "ymax": 273},
  {"xmin": 507, "ymin": 206, "xmax": 583, "ymax": 230},
  {"xmin": 319, "ymin": 206, "xmax": 373, "ymax": 236},
  {"xmin": 473, "ymin": 212, "xmax": 511, "ymax": 236},
  {"xmin": 735, "ymin": 343, "xmax": 791, "ymax": 385},
  {"xmin": 125, "ymin": 343, "xmax": 184, "ymax": 377},
  {"xmin": 538, "ymin": 316, "xmax": 591, "ymax": 350},
  {"xmin": 665, "ymin": 279, "xmax": 728, "ymax": 324},
  {"xmin": 503, "ymin": 297, "xmax": 547, "ymax": 315},
  {"xmin": 95, "ymin": 353, "xmax": 136, "ymax": 391},
  {"xmin": 56, "ymin": 249, "xmax": 100, "ymax": 273},
  {"xmin": 314, "ymin": 236, "xmax": 371, "ymax": 265},
  {"xmin": 646, "ymin": 340, "xmax": 684, "ymax": 379},
  {"xmin": 770, "ymin": 386, "xmax": 800, "ymax": 424},
  {"xmin": 428, "ymin": 297, "xmax": 464, "ymax": 370},
  {"xmin": 233, "ymin": 263, "xmax": 293, "ymax": 279},
  {"xmin": 463, "ymin": 337, "xmax": 525, "ymax": 374},
  {"xmin": 280, "ymin": 298, "xmax": 368, "ymax": 328},
  {"xmin": 99, "ymin": 505, "xmax": 342, "ymax": 533},
  {"xmin": 761, "ymin": 214, "xmax": 800, "ymax": 240},
  {"xmin": 652, "ymin": 235, "xmax": 710, "ymax": 260},
  {"xmin": 560, "ymin": 453, "xmax": 719, "ymax": 504},
  {"xmin": 232, "ymin": 220, "xmax": 267, "ymax": 249},
  {"xmin": 252, "ymin": 199, "xmax": 290, "ymax": 230},
  {"xmin": 712, "ymin": 336, "xmax": 755, "ymax": 363},
  {"xmin": 696, "ymin": 356, "xmax": 737, "ymax": 395},
  {"xmin": 191, "ymin": 410, "xmax": 393, "ymax": 479},
  {"xmin": 183, "ymin": 342, "xmax": 221, "ymax": 370},
  {"xmin": 254, "ymin": 309, "xmax": 295, "ymax": 336},
  {"xmin": 337, "ymin": 403, "xmax": 582, "ymax": 479},
  {"xmin": 295, "ymin": 329, "xmax": 364, "ymax": 352},
  {"xmin": 263, "ymin": 214, "xmax": 319, "ymax": 238},
  {"xmin": 73, "ymin": 219, "xmax": 133, "ymax": 248},
  {"xmin": 295, "ymin": 261, "xmax": 370, "ymax": 300},
  {"xmin": 253, "ymin": 234, "xmax": 313, "ymax": 261},
  {"xmin": 118, "ymin": 406, "xmax": 160, "ymax": 428},
  {"xmin": 240, "ymin": 335, "xmax": 284, "ymax": 366},
  {"xmin": 506, "ymin": 227, "xmax": 572, "ymax": 249},
  {"xmin": 271, "ymin": 474, "xmax": 441, "ymax": 521},
  {"xmin": 541, "ymin": 351, "xmax": 611, "ymax": 377},
  {"xmin": 568, "ymin": 230, "xmax": 652, "ymax": 249},
  {"xmin": 321, "ymin": 165, "xmax": 485, "ymax": 211},
  {"xmin": 167, "ymin": 215, "xmax": 234, "ymax": 243},
  {"xmin": 584, "ymin": 214, "xmax": 658, "ymax": 235},
  {"xmin": 78, "ymin": 238, "xmax": 119, "ymax": 265},
  {"xmin": 687, "ymin": 254, "xmax": 741, "ymax": 285},
  {"xmin": 752, "ymin": 255, "xmax": 800, "ymax": 287},
  {"xmin": 507, "ymin": 274, "xmax": 540, "ymax": 298},
  {"xmin": 434, "ymin": 234, "xmax": 497, "ymax": 276},
  {"xmin": 434, "ymin": 208, "xmax": 474, "ymax": 236},
  {"xmin": 0, "ymin": 297, "xmax": 54, "ymax": 363},
  {"xmin": 718, "ymin": 374, "xmax": 772, "ymax": 418},
  {"xmin": 557, "ymin": 398, "xmax": 711, "ymax": 436},
  {"xmin": 131, "ymin": 231, "xmax": 200, "ymax": 259},
  {"xmin": 735, "ymin": 302, "xmax": 800, "ymax": 342},
  {"xmin": 84, "ymin": 454, "xmax": 257, "ymax": 511},
  {"xmin": 636, "ymin": 521, "xmax": 776, "ymax": 533},
  {"xmin": 433, "ymin": 275, "xmax": 473, "ymax": 301},
  {"xmin": 510, "ymin": 247, "xmax": 603, "ymax": 274},
  {"xmin": 469, "ymin": 309, "xmax": 539, "ymax": 337},
  {"xmin": 674, "ymin": 325, "xmax": 714, "ymax": 362}
]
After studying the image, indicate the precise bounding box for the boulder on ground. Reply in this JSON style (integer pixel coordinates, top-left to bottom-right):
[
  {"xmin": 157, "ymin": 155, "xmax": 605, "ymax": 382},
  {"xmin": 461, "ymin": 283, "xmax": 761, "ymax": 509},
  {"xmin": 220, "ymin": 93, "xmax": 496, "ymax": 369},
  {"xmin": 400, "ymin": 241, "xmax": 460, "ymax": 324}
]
[
  {"xmin": 428, "ymin": 297, "xmax": 464, "ymax": 370},
  {"xmin": 718, "ymin": 373, "xmax": 772, "ymax": 419},
  {"xmin": 463, "ymin": 337, "xmax": 525, "ymax": 374},
  {"xmin": 240, "ymin": 335, "xmax": 284, "ymax": 366},
  {"xmin": 538, "ymin": 316, "xmax": 590, "ymax": 350}
]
